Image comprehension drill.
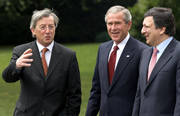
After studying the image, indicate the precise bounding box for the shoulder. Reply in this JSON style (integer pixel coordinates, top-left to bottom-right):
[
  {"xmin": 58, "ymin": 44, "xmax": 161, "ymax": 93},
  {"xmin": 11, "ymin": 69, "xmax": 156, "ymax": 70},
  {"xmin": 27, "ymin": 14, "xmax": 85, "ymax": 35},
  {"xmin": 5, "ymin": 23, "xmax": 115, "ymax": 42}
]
[
  {"xmin": 129, "ymin": 36, "xmax": 148, "ymax": 49},
  {"xmin": 173, "ymin": 39, "xmax": 180, "ymax": 53},
  {"xmin": 125, "ymin": 37, "xmax": 149, "ymax": 54},
  {"xmin": 54, "ymin": 42, "xmax": 75, "ymax": 55},
  {"xmin": 13, "ymin": 41, "xmax": 35, "ymax": 54},
  {"xmin": 15, "ymin": 41, "xmax": 33, "ymax": 49},
  {"xmin": 99, "ymin": 40, "xmax": 113, "ymax": 49}
]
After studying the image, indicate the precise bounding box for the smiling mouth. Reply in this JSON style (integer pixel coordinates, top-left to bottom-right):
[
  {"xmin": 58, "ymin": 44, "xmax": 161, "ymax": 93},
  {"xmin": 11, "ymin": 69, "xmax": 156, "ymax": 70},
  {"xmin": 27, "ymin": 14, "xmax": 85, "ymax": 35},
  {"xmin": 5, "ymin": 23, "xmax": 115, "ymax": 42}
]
[{"xmin": 111, "ymin": 32, "xmax": 119, "ymax": 34}]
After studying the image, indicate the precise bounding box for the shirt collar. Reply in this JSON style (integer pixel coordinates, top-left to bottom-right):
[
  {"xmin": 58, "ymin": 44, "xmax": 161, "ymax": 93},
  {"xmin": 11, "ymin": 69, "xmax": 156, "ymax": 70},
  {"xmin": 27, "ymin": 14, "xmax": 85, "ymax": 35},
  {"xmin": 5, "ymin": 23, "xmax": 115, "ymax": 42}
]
[
  {"xmin": 36, "ymin": 41, "xmax": 54, "ymax": 52},
  {"xmin": 113, "ymin": 33, "xmax": 130, "ymax": 48},
  {"xmin": 155, "ymin": 36, "xmax": 173, "ymax": 53}
]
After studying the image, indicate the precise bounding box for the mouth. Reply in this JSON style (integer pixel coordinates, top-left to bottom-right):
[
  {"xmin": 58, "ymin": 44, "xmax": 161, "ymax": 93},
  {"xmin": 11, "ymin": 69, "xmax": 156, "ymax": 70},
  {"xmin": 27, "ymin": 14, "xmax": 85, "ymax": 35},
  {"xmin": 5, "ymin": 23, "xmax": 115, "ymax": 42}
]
[
  {"xmin": 142, "ymin": 33, "xmax": 148, "ymax": 38},
  {"xmin": 44, "ymin": 37, "xmax": 52, "ymax": 42},
  {"xmin": 111, "ymin": 32, "xmax": 119, "ymax": 34},
  {"xmin": 111, "ymin": 32, "xmax": 120, "ymax": 37},
  {"xmin": 45, "ymin": 35, "xmax": 51, "ymax": 39},
  {"xmin": 145, "ymin": 36, "xmax": 150, "ymax": 42}
]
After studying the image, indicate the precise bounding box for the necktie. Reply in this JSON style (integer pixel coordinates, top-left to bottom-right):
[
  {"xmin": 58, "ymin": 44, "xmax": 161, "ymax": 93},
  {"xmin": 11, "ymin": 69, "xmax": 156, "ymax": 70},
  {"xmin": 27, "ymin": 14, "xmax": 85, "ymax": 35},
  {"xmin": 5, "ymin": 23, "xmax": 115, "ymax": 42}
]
[
  {"xmin": 147, "ymin": 48, "xmax": 158, "ymax": 81},
  {"xmin": 42, "ymin": 48, "xmax": 48, "ymax": 76},
  {"xmin": 108, "ymin": 45, "xmax": 119, "ymax": 84}
]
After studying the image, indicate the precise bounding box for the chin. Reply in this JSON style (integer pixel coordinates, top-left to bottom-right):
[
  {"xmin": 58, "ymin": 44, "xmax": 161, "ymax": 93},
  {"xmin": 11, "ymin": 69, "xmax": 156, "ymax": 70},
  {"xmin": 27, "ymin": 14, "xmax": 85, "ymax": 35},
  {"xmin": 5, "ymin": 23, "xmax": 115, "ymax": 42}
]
[
  {"xmin": 46, "ymin": 39, "xmax": 53, "ymax": 43},
  {"xmin": 111, "ymin": 37, "xmax": 119, "ymax": 41},
  {"xmin": 146, "ymin": 42, "xmax": 153, "ymax": 46},
  {"xmin": 146, "ymin": 39, "xmax": 150, "ymax": 44}
]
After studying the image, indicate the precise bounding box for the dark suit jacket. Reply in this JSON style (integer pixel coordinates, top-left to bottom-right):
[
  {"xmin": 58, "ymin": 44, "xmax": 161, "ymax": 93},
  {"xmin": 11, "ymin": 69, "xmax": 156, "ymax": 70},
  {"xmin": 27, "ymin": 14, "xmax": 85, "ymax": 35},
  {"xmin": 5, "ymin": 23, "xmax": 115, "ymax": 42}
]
[
  {"xmin": 132, "ymin": 39, "xmax": 180, "ymax": 116},
  {"xmin": 86, "ymin": 37, "xmax": 148, "ymax": 116},
  {"xmin": 2, "ymin": 41, "xmax": 81, "ymax": 116}
]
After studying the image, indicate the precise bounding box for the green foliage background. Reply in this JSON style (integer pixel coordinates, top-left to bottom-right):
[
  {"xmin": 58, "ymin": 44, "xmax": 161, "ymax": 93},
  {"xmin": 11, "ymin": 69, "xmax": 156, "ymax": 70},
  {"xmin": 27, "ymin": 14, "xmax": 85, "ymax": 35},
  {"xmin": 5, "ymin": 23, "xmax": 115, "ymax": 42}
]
[{"xmin": 0, "ymin": 0, "xmax": 179, "ymax": 45}]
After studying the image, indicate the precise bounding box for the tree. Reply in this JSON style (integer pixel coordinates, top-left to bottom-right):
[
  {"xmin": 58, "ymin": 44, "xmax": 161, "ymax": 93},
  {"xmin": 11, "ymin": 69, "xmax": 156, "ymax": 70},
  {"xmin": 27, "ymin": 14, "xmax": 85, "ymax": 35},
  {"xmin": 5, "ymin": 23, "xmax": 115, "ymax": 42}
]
[{"xmin": 0, "ymin": 0, "xmax": 139, "ymax": 44}]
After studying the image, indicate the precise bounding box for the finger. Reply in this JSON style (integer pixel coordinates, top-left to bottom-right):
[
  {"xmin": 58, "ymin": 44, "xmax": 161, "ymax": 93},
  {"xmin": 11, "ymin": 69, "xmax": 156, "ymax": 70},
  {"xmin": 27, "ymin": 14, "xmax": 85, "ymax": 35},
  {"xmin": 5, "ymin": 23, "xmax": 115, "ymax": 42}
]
[
  {"xmin": 23, "ymin": 53, "xmax": 33, "ymax": 59},
  {"xmin": 23, "ymin": 49, "xmax": 32, "ymax": 55},
  {"xmin": 22, "ymin": 58, "xmax": 33, "ymax": 63},
  {"xmin": 21, "ymin": 63, "xmax": 32, "ymax": 67},
  {"xmin": 16, "ymin": 59, "xmax": 33, "ymax": 68}
]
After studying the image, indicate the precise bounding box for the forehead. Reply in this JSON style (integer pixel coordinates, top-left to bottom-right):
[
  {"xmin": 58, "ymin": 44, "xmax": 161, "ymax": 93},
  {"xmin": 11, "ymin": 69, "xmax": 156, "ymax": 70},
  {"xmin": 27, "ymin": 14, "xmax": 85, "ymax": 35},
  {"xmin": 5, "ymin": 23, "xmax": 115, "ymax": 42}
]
[
  {"xmin": 106, "ymin": 12, "xmax": 124, "ymax": 22},
  {"xmin": 143, "ymin": 16, "xmax": 154, "ymax": 26},
  {"xmin": 36, "ymin": 16, "xmax": 54, "ymax": 25}
]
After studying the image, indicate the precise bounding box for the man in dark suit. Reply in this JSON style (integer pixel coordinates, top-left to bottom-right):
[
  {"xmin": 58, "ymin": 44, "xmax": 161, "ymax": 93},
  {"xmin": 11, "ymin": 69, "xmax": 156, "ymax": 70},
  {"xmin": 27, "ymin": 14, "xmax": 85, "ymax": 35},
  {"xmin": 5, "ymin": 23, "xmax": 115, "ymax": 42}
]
[
  {"xmin": 2, "ymin": 8, "xmax": 81, "ymax": 116},
  {"xmin": 85, "ymin": 5, "xmax": 147, "ymax": 116},
  {"xmin": 132, "ymin": 7, "xmax": 180, "ymax": 116}
]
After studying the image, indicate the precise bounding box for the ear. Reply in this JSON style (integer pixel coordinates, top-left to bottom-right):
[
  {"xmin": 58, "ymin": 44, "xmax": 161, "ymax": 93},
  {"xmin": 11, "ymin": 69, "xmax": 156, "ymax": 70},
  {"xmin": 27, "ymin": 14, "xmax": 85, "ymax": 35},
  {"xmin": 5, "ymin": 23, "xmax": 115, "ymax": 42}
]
[
  {"xmin": 30, "ymin": 28, "xmax": 36, "ymax": 37},
  {"xmin": 160, "ymin": 27, "xmax": 166, "ymax": 35},
  {"xmin": 127, "ymin": 21, "xmax": 132, "ymax": 30}
]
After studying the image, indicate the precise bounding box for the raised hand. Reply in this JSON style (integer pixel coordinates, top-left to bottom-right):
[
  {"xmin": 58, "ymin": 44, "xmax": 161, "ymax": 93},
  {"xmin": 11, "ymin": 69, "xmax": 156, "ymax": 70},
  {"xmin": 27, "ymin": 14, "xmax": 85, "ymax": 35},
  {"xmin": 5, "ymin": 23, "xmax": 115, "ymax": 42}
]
[{"xmin": 16, "ymin": 48, "xmax": 33, "ymax": 69}]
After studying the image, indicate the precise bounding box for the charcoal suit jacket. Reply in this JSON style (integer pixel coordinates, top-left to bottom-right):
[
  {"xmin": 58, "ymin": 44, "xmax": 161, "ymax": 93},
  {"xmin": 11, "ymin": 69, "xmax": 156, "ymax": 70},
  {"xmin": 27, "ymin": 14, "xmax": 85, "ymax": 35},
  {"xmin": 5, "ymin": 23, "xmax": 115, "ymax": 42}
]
[
  {"xmin": 2, "ymin": 41, "xmax": 81, "ymax": 116},
  {"xmin": 132, "ymin": 38, "xmax": 180, "ymax": 116}
]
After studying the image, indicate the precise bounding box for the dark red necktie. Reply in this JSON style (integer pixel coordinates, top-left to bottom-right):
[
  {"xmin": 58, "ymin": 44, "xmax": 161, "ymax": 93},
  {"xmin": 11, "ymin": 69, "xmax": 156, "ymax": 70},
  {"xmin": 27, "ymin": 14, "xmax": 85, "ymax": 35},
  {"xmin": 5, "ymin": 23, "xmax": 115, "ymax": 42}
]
[
  {"xmin": 108, "ymin": 46, "xmax": 119, "ymax": 84},
  {"xmin": 42, "ymin": 48, "xmax": 48, "ymax": 76}
]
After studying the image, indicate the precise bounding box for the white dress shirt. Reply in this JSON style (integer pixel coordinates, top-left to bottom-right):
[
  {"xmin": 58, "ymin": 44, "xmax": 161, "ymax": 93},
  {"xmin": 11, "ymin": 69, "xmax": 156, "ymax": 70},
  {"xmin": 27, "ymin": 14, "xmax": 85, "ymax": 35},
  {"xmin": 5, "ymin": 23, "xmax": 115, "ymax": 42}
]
[
  {"xmin": 108, "ymin": 33, "xmax": 130, "ymax": 70},
  {"xmin": 36, "ymin": 41, "xmax": 54, "ymax": 67}
]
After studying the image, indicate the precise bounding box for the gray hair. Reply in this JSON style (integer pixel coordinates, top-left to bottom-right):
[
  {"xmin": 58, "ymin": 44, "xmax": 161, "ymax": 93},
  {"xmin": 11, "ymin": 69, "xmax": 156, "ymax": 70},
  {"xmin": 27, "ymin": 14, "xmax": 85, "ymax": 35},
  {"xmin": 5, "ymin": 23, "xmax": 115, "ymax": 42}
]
[
  {"xmin": 30, "ymin": 8, "xmax": 59, "ymax": 29},
  {"xmin": 105, "ymin": 5, "xmax": 132, "ymax": 24}
]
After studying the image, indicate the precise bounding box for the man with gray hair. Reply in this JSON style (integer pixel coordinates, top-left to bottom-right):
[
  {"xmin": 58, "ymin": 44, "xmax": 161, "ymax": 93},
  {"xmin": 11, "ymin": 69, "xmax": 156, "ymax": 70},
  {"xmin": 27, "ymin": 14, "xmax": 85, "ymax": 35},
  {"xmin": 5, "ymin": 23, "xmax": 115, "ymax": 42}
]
[
  {"xmin": 86, "ymin": 5, "xmax": 148, "ymax": 116},
  {"xmin": 2, "ymin": 8, "xmax": 81, "ymax": 116}
]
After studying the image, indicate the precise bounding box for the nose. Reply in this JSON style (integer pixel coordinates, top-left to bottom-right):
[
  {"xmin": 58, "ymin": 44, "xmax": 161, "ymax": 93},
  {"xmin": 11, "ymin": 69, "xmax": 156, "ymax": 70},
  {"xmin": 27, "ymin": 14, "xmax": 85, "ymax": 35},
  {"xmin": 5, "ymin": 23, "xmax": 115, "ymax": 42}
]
[
  {"xmin": 45, "ymin": 27, "xmax": 50, "ymax": 33},
  {"xmin": 111, "ymin": 24, "xmax": 118, "ymax": 30},
  {"xmin": 141, "ymin": 27, "xmax": 146, "ymax": 35}
]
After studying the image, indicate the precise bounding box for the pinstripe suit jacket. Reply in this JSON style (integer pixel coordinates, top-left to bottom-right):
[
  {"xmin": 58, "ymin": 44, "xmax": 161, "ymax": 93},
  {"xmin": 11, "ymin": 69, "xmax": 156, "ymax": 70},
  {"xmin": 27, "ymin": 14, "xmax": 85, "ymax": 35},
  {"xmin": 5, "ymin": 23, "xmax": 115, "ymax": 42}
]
[{"xmin": 2, "ymin": 41, "xmax": 81, "ymax": 116}]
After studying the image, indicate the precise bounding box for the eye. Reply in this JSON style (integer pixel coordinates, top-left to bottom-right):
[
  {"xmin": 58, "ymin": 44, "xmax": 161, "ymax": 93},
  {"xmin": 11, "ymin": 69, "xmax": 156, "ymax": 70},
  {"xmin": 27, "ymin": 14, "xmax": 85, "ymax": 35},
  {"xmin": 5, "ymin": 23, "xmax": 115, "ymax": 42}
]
[
  {"xmin": 39, "ymin": 25, "xmax": 46, "ymax": 30},
  {"xmin": 48, "ymin": 25, "xmax": 55, "ymax": 30},
  {"xmin": 39, "ymin": 25, "xmax": 55, "ymax": 30},
  {"xmin": 115, "ymin": 22, "xmax": 121, "ymax": 25},
  {"xmin": 107, "ymin": 22, "xmax": 113, "ymax": 26}
]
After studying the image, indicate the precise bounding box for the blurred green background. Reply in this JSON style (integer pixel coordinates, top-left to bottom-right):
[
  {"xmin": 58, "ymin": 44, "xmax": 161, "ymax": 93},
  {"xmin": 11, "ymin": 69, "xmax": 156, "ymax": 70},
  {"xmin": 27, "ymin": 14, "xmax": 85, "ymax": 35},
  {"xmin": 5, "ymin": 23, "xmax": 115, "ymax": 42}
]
[{"xmin": 0, "ymin": 0, "xmax": 179, "ymax": 45}]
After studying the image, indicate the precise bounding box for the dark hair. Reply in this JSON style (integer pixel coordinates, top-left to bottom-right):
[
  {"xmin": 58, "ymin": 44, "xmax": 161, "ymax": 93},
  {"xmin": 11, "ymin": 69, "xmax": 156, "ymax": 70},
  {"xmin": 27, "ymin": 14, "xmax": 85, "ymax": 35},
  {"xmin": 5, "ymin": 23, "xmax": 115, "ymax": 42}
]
[{"xmin": 144, "ymin": 7, "xmax": 176, "ymax": 36}]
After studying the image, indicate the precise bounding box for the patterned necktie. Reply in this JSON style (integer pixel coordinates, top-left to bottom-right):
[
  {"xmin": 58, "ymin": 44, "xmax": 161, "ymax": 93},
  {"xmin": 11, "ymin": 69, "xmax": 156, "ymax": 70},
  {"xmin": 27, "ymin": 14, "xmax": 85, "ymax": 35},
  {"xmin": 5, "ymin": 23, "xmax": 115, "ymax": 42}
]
[
  {"xmin": 108, "ymin": 45, "xmax": 119, "ymax": 84},
  {"xmin": 147, "ymin": 48, "xmax": 158, "ymax": 81},
  {"xmin": 42, "ymin": 48, "xmax": 48, "ymax": 76}
]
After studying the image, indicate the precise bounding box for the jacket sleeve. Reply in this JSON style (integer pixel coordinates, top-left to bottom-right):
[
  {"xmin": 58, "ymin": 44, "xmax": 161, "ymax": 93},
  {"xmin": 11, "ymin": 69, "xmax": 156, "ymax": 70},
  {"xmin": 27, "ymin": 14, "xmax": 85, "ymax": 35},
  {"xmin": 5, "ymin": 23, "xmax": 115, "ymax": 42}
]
[
  {"xmin": 64, "ymin": 53, "xmax": 81, "ymax": 116},
  {"xmin": 173, "ymin": 59, "xmax": 180, "ymax": 116},
  {"xmin": 2, "ymin": 47, "xmax": 22, "ymax": 82},
  {"xmin": 132, "ymin": 80, "xmax": 141, "ymax": 116},
  {"xmin": 86, "ymin": 48, "xmax": 101, "ymax": 116}
]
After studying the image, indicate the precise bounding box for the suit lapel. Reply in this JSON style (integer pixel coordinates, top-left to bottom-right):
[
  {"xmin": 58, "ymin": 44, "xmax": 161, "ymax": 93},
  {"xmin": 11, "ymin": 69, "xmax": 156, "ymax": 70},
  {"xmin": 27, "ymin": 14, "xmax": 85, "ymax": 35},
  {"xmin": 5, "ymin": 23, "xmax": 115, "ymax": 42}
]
[
  {"xmin": 30, "ymin": 41, "xmax": 45, "ymax": 78},
  {"xmin": 141, "ymin": 48, "xmax": 152, "ymax": 93},
  {"xmin": 108, "ymin": 38, "xmax": 135, "ymax": 92},
  {"xmin": 46, "ymin": 42, "xmax": 62, "ymax": 80},
  {"xmin": 144, "ymin": 39, "xmax": 176, "ymax": 92},
  {"xmin": 102, "ymin": 41, "xmax": 113, "ymax": 90}
]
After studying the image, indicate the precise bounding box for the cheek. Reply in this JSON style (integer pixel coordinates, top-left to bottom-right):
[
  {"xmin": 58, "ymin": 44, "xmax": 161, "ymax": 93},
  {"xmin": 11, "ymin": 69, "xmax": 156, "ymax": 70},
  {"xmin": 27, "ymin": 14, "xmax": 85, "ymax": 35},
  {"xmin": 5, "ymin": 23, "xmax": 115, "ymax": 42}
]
[
  {"xmin": 52, "ymin": 30, "xmax": 56, "ymax": 34},
  {"xmin": 107, "ymin": 26, "xmax": 111, "ymax": 31},
  {"xmin": 35, "ymin": 30, "xmax": 43, "ymax": 35}
]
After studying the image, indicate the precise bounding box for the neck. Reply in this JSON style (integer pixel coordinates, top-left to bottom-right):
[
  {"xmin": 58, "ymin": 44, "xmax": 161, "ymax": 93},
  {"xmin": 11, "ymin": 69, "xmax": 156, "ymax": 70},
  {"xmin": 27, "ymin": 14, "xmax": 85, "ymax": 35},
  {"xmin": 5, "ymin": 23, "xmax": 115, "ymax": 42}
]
[{"xmin": 154, "ymin": 34, "xmax": 170, "ymax": 47}]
